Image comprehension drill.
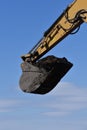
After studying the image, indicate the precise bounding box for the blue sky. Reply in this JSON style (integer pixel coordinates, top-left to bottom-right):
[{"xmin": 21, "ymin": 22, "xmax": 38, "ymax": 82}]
[{"xmin": 0, "ymin": 0, "xmax": 87, "ymax": 130}]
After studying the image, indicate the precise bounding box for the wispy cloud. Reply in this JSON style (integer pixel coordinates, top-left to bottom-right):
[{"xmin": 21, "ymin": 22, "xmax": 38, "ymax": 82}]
[
  {"xmin": 43, "ymin": 82, "xmax": 87, "ymax": 116},
  {"xmin": 0, "ymin": 82, "xmax": 87, "ymax": 130},
  {"xmin": 0, "ymin": 99, "xmax": 24, "ymax": 112},
  {"xmin": 1, "ymin": 82, "xmax": 87, "ymax": 117}
]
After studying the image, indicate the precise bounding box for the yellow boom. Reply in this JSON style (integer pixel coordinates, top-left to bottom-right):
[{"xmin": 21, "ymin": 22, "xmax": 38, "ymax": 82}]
[{"xmin": 21, "ymin": 0, "xmax": 87, "ymax": 63}]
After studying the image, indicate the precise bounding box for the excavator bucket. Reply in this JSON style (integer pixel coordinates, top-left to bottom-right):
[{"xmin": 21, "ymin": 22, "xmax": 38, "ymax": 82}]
[{"xmin": 19, "ymin": 55, "xmax": 73, "ymax": 94}]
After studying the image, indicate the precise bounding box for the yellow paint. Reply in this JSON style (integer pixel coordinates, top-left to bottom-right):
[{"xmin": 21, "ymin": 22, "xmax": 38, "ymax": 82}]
[{"xmin": 22, "ymin": 0, "xmax": 87, "ymax": 62}]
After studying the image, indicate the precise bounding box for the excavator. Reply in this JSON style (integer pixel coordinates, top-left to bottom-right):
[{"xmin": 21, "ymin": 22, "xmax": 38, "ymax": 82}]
[{"xmin": 19, "ymin": 0, "xmax": 87, "ymax": 94}]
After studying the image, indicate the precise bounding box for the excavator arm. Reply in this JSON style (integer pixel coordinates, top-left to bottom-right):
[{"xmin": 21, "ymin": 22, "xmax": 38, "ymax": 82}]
[
  {"xmin": 19, "ymin": 0, "xmax": 87, "ymax": 95},
  {"xmin": 22, "ymin": 0, "xmax": 87, "ymax": 63}
]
